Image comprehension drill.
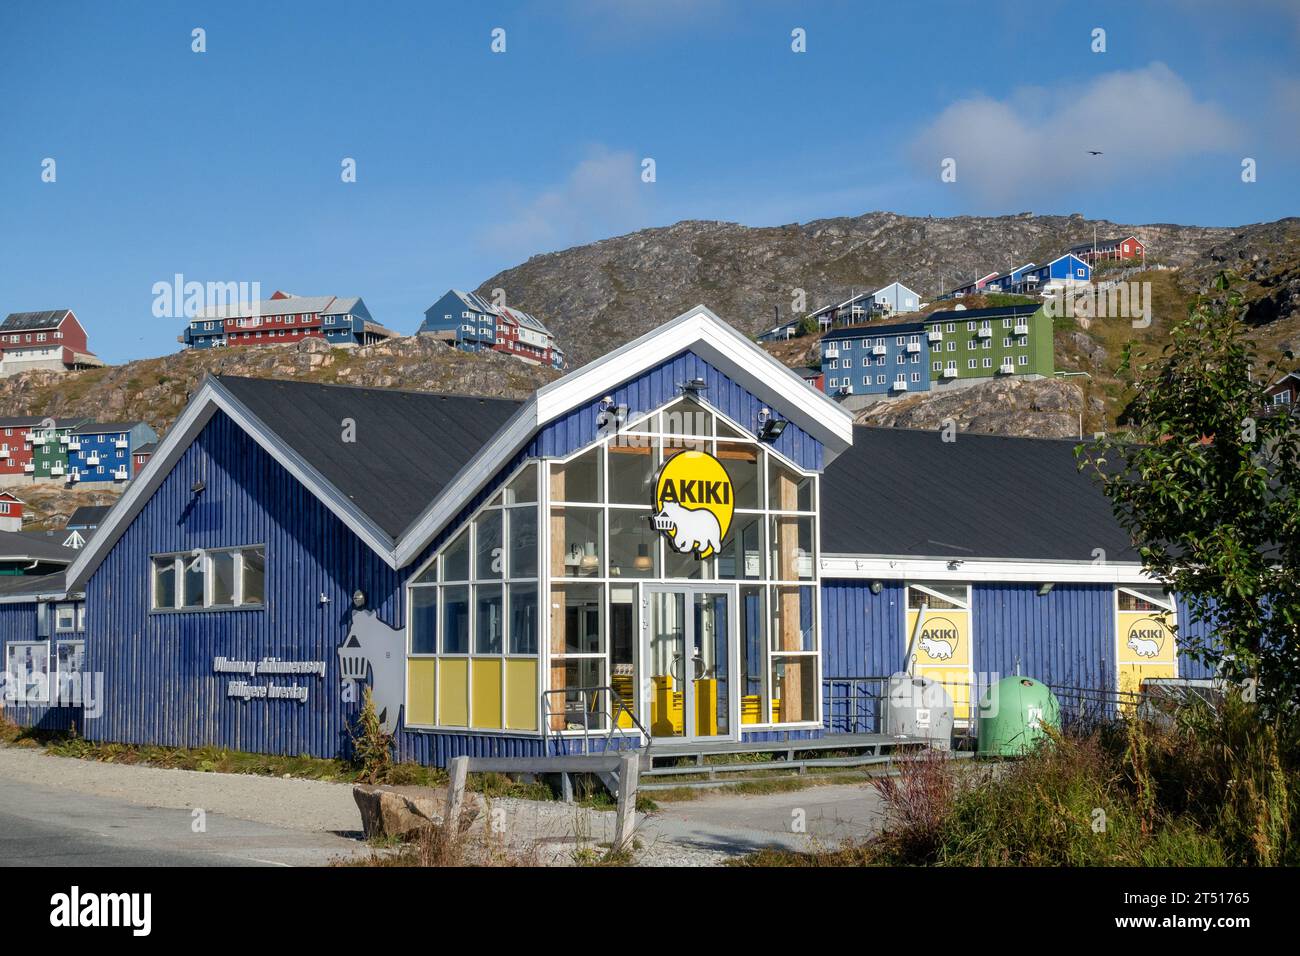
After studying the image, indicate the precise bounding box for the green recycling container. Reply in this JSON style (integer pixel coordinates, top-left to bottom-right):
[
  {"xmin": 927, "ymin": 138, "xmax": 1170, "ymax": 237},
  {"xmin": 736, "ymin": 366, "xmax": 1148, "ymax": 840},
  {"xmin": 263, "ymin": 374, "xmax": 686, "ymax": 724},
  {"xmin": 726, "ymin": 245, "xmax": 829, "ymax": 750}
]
[{"xmin": 977, "ymin": 676, "xmax": 1060, "ymax": 756}]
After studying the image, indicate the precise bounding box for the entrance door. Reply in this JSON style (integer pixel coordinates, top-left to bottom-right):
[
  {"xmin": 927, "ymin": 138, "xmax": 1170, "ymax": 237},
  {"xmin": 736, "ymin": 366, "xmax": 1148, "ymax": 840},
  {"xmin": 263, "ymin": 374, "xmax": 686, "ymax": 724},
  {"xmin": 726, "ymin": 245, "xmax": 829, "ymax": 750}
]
[{"xmin": 646, "ymin": 587, "xmax": 733, "ymax": 740}]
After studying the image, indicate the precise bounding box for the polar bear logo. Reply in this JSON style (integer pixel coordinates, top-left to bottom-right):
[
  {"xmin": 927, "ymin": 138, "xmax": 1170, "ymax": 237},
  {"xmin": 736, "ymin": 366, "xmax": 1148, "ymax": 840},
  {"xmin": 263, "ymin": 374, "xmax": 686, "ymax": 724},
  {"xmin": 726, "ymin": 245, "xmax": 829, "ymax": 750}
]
[
  {"xmin": 338, "ymin": 609, "xmax": 405, "ymax": 733},
  {"xmin": 652, "ymin": 501, "xmax": 722, "ymax": 557},
  {"xmin": 1127, "ymin": 634, "xmax": 1161, "ymax": 659},
  {"xmin": 919, "ymin": 636, "xmax": 954, "ymax": 660}
]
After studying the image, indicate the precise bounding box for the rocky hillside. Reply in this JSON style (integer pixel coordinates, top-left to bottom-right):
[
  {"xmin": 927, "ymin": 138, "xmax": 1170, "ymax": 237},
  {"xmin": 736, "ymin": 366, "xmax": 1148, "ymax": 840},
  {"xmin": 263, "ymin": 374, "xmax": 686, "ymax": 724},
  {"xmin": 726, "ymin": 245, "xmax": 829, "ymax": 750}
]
[
  {"xmin": 0, "ymin": 336, "xmax": 560, "ymax": 436},
  {"xmin": 857, "ymin": 378, "xmax": 1091, "ymax": 439},
  {"xmin": 477, "ymin": 211, "xmax": 1299, "ymax": 367}
]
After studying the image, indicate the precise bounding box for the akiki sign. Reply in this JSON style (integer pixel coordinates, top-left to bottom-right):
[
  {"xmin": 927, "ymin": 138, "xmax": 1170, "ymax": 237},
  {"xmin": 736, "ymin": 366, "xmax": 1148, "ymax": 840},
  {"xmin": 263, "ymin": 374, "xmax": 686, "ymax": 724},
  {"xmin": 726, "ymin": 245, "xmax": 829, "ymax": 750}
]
[
  {"xmin": 650, "ymin": 450, "xmax": 734, "ymax": 559},
  {"xmin": 214, "ymin": 656, "xmax": 325, "ymax": 703}
]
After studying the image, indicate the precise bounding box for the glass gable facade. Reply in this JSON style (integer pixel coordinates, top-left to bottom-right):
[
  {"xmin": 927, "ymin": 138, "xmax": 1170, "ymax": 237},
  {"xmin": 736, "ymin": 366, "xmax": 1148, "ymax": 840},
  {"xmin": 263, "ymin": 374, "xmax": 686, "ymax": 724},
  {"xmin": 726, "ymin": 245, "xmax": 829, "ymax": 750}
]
[{"xmin": 405, "ymin": 396, "xmax": 822, "ymax": 740}]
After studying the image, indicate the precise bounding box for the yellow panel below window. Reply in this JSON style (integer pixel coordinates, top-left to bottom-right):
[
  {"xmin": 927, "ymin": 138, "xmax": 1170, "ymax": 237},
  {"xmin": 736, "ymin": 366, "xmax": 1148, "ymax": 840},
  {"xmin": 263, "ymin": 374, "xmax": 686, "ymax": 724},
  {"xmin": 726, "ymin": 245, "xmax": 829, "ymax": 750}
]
[
  {"xmin": 439, "ymin": 658, "xmax": 469, "ymax": 726},
  {"xmin": 406, "ymin": 659, "xmax": 437, "ymax": 727},
  {"xmin": 505, "ymin": 658, "xmax": 538, "ymax": 730},
  {"xmin": 472, "ymin": 658, "xmax": 503, "ymax": 730}
]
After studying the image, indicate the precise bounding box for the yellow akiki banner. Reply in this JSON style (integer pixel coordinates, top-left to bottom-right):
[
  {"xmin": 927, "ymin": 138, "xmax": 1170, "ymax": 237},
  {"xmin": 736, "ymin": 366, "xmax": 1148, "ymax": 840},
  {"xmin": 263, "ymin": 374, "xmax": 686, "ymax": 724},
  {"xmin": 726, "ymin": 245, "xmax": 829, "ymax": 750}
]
[
  {"xmin": 906, "ymin": 607, "xmax": 972, "ymax": 720},
  {"xmin": 1116, "ymin": 609, "xmax": 1177, "ymax": 704}
]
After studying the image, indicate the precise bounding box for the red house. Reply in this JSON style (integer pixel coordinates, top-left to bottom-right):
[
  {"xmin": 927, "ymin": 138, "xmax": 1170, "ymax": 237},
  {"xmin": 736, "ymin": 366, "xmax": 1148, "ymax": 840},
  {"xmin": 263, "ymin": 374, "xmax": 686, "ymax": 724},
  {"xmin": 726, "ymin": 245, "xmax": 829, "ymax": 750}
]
[
  {"xmin": 0, "ymin": 491, "xmax": 24, "ymax": 531},
  {"xmin": 132, "ymin": 441, "xmax": 157, "ymax": 473},
  {"xmin": 0, "ymin": 416, "xmax": 42, "ymax": 484},
  {"xmin": 1068, "ymin": 235, "xmax": 1146, "ymax": 265},
  {"xmin": 0, "ymin": 310, "xmax": 103, "ymax": 378}
]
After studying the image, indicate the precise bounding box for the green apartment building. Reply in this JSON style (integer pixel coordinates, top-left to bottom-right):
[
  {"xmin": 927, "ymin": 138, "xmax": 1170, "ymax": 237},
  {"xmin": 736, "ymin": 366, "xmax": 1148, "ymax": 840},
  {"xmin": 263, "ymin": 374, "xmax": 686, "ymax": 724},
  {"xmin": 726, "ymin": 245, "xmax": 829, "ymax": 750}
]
[
  {"xmin": 921, "ymin": 304, "xmax": 1053, "ymax": 387},
  {"xmin": 30, "ymin": 418, "xmax": 87, "ymax": 478}
]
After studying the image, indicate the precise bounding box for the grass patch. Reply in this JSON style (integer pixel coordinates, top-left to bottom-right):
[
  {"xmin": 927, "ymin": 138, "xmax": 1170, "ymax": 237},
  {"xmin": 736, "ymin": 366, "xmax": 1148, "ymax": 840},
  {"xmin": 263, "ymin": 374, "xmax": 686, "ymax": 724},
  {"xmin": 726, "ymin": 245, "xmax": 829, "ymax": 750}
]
[
  {"xmin": 739, "ymin": 693, "xmax": 1296, "ymax": 867},
  {"xmin": 2, "ymin": 723, "xmax": 447, "ymax": 787}
]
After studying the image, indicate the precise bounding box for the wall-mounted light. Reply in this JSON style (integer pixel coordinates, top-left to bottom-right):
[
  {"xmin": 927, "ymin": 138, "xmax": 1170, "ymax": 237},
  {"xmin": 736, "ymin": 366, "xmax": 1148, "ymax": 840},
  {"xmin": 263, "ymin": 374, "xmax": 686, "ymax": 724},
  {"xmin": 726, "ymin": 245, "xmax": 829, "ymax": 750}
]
[
  {"xmin": 191, "ymin": 479, "xmax": 206, "ymax": 495},
  {"xmin": 680, "ymin": 377, "xmax": 708, "ymax": 395},
  {"xmin": 352, "ymin": 589, "xmax": 366, "ymax": 609},
  {"xmin": 947, "ymin": 560, "xmax": 963, "ymax": 571},
  {"xmin": 756, "ymin": 407, "xmax": 788, "ymax": 442},
  {"xmin": 870, "ymin": 580, "xmax": 883, "ymax": 595},
  {"xmin": 1038, "ymin": 582, "xmax": 1054, "ymax": 596},
  {"xmin": 319, "ymin": 592, "xmax": 331, "ymax": 605}
]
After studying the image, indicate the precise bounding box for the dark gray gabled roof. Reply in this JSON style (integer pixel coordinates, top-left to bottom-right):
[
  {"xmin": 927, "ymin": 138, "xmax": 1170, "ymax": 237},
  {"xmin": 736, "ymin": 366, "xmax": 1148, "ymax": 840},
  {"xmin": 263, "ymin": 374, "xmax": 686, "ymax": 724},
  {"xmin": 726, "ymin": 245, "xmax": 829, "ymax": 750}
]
[
  {"xmin": 0, "ymin": 530, "xmax": 83, "ymax": 564},
  {"xmin": 215, "ymin": 376, "xmax": 523, "ymax": 539},
  {"xmin": 67, "ymin": 505, "xmax": 111, "ymax": 529},
  {"xmin": 0, "ymin": 570, "xmax": 68, "ymax": 601},
  {"xmin": 1, "ymin": 310, "xmax": 72, "ymax": 332},
  {"xmin": 70, "ymin": 421, "xmax": 144, "ymax": 435},
  {"xmin": 820, "ymin": 426, "xmax": 1137, "ymax": 562}
]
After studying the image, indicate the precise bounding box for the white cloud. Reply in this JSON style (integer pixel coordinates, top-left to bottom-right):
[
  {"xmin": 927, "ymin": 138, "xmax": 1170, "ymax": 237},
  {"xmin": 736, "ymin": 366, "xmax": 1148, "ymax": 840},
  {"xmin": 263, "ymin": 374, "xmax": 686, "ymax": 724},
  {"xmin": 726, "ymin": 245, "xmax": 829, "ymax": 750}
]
[
  {"xmin": 478, "ymin": 146, "xmax": 650, "ymax": 257},
  {"xmin": 909, "ymin": 63, "xmax": 1243, "ymax": 204}
]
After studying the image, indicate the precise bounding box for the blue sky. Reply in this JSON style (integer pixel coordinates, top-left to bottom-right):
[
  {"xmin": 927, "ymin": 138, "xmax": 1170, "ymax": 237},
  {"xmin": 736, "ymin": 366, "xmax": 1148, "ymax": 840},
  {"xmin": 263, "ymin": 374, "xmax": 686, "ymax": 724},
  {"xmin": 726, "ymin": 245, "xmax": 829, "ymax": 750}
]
[{"xmin": 1, "ymin": 0, "xmax": 1297, "ymax": 364}]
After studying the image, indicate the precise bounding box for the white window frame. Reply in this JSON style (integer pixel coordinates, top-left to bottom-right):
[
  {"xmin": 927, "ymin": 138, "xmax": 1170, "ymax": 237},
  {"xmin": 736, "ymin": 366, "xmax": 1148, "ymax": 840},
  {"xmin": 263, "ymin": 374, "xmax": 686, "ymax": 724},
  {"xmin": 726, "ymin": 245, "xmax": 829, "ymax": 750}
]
[{"xmin": 149, "ymin": 545, "xmax": 266, "ymax": 612}]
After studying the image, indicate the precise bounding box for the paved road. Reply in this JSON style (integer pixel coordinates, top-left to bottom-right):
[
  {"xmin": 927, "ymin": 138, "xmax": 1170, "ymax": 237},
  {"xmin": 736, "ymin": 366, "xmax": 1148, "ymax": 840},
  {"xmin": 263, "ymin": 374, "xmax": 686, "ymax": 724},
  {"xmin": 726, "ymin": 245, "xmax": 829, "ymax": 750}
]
[{"xmin": 0, "ymin": 776, "xmax": 364, "ymax": 867}]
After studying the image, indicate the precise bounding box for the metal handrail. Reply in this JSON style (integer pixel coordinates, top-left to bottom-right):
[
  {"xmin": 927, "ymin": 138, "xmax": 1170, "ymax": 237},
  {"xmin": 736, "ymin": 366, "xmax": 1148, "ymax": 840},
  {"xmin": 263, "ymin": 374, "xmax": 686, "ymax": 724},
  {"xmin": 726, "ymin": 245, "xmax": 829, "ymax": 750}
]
[
  {"xmin": 540, "ymin": 685, "xmax": 653, "ymax": 758},
  {"xmin": 823, "ymin": 676, "xmax": 890, "ymax": 734}
]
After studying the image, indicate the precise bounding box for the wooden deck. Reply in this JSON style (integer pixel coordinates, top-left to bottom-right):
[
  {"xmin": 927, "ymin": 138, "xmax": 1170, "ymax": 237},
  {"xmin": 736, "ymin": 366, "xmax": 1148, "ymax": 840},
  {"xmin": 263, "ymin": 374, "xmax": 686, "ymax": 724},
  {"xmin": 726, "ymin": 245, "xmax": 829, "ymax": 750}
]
[{"xmin": 644, "ymin": 732, "xmax": 931, "ymax": 766}]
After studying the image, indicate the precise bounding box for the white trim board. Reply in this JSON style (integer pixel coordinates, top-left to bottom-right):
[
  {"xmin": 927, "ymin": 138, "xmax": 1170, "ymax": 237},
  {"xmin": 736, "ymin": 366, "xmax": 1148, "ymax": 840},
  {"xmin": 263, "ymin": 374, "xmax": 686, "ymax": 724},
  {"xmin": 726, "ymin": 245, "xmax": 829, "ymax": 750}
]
[{"xmin": 821, "ymin": 554, "xmax": 1162, "ymax": 585}]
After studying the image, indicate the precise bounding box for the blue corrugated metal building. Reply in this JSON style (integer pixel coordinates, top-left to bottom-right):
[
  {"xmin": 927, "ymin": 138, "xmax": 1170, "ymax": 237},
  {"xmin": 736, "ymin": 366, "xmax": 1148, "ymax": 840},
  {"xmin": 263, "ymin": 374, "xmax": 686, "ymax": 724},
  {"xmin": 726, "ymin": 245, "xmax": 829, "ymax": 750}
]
[{"xmin": 1, "ymin": 306, "xmax": 1224, "ymax": 765}]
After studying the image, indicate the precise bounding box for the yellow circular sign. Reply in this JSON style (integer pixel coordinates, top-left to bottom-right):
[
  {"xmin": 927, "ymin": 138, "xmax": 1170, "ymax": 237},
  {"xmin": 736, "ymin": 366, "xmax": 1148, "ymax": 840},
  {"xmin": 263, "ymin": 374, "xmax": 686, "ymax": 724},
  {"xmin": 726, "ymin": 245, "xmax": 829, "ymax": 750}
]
[
  {"xmin": 1125, "ymin": 617, "xmax": 1168, "ymax": 659},
  {"xmin": 651, "ymin": 450, "xmax": 734, "ymax": 559},
  {"xmin": 918, "ymin": 617, "xmax": 960, "ymax": 661}
]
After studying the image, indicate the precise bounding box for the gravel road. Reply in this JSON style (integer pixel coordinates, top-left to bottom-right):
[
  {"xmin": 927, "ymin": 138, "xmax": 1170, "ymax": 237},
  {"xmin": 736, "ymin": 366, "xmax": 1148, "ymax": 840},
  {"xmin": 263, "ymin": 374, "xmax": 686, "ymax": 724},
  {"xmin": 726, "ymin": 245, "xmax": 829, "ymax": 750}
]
[{"xmin": 0, "ymin": 746, "xmax": 879, "ymax": 866}]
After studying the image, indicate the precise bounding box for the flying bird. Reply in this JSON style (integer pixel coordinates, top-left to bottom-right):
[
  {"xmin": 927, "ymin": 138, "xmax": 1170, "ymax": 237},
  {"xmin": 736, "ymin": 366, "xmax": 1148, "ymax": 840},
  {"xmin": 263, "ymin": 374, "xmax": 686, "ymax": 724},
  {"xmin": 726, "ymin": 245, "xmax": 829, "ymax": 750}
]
[{"xmin": 1087, "ymin": 150, "xmax": 1103, "ymax": 156}]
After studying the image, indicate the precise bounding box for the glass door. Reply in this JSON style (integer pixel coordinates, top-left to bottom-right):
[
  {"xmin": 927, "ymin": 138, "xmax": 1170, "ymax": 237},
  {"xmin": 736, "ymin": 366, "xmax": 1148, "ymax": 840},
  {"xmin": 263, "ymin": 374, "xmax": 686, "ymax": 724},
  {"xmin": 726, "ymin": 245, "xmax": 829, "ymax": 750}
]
[
  {"xmin": 648, "ymin": 590, "xmax": 686, "ymax": 737},
  {"xmin": 691, "ymin": 591, "xmax": 730, "ymax": 737},
  {"xmin": 646, "ymin": 587, "xmax": 733, "ymax": 740}
]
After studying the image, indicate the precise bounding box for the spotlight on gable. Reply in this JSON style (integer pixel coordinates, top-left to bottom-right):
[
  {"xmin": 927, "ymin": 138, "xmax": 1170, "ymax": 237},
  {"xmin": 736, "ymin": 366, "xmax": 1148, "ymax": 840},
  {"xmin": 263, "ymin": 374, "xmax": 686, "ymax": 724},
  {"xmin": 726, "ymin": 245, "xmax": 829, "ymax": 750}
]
[
  {"xmin": 680, "ymin": 377, "xmax": 708, "ymax": 394},
  {"xmin": 1038, "ymin": 582, "xmax": 1054, "ymax": 596},
  {"xmin": 191, "ymin": 479, "xmax": 206, "ymax": 495},
  {"xmin": 756, "ymin": 406, "xmax": 788, "ymax": 442}
]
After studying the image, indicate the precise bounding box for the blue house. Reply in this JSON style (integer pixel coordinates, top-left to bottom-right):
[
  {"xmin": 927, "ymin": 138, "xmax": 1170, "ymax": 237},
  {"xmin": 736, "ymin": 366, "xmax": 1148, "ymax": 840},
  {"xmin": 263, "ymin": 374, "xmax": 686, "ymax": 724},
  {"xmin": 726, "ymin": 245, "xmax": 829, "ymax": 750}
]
[
  {"xmin": 1017, "ymin": 254, "xmax": 1091, "ymax": 293},
  {"xmin": 0, "ymin": 306, "xmax": 1215, "ymax": 766},
  {"xmin": 320, "ymin": 297, "xmax": 386, "ymax": 346},
  {"xmin": 821, "ymin": 321, "xmax": 931, "ymax": 397},
  {"xmin": 67, "ymin": 421, "xmax": 159, "ymax": 484},
  {"xmin": 0, "ymin": 572, "xmax": 86, "ymax": 733},
  {"xmin": 419, "ymin": 290, "xmax": 499, "ymax": 353},
  {"xmin": 985, "ymin": 262, "xmax": 1037, "ymax": 294},
  {"xmin": 871, "ymin": 282, "xmax": 922, "ymax": 314}
]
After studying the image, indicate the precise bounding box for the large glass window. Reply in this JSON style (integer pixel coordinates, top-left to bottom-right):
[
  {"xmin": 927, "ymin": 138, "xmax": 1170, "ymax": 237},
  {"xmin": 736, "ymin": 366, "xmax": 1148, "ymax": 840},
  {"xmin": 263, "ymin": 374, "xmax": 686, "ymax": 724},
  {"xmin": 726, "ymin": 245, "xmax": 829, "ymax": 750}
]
[
  {"xmin": 55, "ymin": 640, "xmax": 85, "ymax": 705},
  {"xmin": 411, "ymin": 587, "xmax": 437, "ymax": 654},
  {"xmin": 474, "ymin": 511, "xmax": 503, "ymax": 579},
  {"xmin": 441, "ymin": 585, "xmax": 470, "ymax": 654},
  {"xmin": 509, "ymin": 583, "xmax": 538, "ymax": 654},
  {"xmin": 608, "ymin": 509, "xmax": 659, "ymax": 578},
  {"xmin": 539, "ymin": 395, "xmax": 822, "ymax": 730},
  {"xmin": 405, "ymin": 463, "xmax": 540, "ymax": 730},
  {"xmin": 150, "ymin": 546, "xmax": 265, "ymax": 611},
  {"xmin": 5, "ymin": 642, "xmax": 50, "ymax": 703},
  {"xmin": 474, "ymin": 584, "xmax": 503, "ymax": 654},
  {"xmin": 552, "ymin": 506, "xmax": 603, "ymax": 578}
]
